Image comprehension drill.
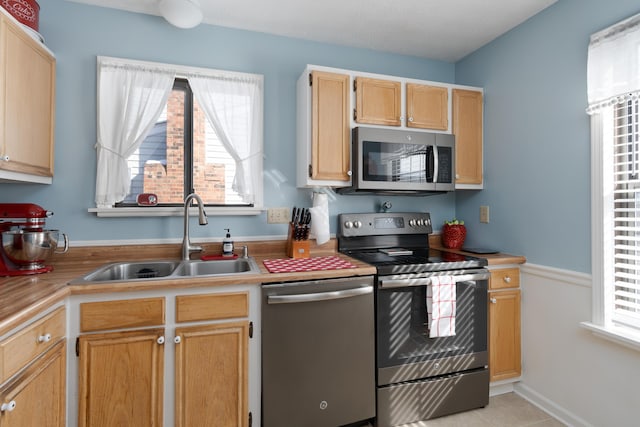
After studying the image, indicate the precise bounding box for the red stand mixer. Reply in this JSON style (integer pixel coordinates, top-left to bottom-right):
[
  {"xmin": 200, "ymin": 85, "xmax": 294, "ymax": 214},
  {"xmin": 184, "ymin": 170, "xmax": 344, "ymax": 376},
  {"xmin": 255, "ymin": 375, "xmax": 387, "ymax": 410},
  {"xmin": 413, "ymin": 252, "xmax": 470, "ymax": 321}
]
[{"xmin": 0, "ymin": 203, "xmax": 68, "ymax": 276}]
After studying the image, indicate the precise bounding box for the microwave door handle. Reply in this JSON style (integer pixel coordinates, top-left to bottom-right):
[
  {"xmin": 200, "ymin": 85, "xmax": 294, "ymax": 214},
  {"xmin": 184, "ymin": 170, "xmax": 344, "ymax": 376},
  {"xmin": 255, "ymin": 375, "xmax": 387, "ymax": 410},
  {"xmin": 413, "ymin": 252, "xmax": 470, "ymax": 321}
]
[{"xmin": 433, "ymin": 145, "xmax": 439, "ymax": 183}]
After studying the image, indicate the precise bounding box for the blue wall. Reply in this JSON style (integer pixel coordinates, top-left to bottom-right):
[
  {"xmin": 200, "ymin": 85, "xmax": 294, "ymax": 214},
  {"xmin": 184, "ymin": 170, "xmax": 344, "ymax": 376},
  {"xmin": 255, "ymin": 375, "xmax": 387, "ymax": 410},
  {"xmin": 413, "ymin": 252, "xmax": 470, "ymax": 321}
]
[
  {"xmin": 455, "ymin": 0, "xmax": 640, "ymax": 274},
  {"xmin": 0, "ymin": 0, "xmax": 457, "ymax": 242}
]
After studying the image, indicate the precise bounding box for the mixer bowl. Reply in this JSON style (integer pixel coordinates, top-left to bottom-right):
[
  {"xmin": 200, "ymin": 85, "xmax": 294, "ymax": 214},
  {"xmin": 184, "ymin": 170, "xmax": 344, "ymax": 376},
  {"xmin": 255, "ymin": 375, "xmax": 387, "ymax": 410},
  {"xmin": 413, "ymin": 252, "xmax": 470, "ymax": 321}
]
[{"xmin": 1, "ymin": 230, "xmax": 68, "ymax": 270}]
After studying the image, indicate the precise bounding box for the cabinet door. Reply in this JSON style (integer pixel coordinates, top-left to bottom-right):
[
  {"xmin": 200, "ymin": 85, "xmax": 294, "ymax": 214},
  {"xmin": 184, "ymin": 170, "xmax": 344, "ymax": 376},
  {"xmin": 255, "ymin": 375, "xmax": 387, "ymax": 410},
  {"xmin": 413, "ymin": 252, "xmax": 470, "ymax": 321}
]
[
  {"xmin": 354, "ymin": 77, "xmax": 401, "ymax": 126},
  {"xmin": 310, "ymin": 71, "xmax": 351, "ymax": 181},
  {"xmin": 406, "ymin": 83, "xmax": 448, "ymax": 130},
  {"xmin": 0, "ymin": 340, "xmax": 66, "ymax": 427},
  {"xmin": 452, "ymin": 89, "xmax": 483, "ymax": 185},
  {"xmin": 488, "ymin": 290, "xmax": 521, "ymax": 382},
  {"xmin": 175, "ymin": 321, "xmax": 249, "ymax": 427},
  {"xmin": 78, "ymin": 329, "xmax": 164, "ymax": 427},
  {"xmin": 0, "ymin": 14, "xmax": 55, "ymax": 177}
]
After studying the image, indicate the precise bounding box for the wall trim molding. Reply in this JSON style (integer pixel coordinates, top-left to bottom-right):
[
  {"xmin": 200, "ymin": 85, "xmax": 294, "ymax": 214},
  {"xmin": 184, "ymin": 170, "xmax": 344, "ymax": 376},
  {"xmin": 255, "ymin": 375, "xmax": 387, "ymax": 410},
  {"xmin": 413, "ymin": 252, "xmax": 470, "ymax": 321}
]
[
  {"xmin": 520, "ymin": 262, "xmax": 592, "ymax": 288},
  {"xmin": 515, "ymin": 383, "xmax": 594, "ymax": 427}
]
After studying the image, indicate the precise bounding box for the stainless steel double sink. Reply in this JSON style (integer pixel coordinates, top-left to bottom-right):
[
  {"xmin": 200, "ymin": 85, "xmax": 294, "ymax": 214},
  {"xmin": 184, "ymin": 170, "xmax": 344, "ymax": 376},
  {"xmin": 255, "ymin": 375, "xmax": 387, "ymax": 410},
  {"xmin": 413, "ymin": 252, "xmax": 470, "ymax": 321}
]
[{"xmin": 70, "ymin": 257, "xmax": 261, "ymax": 284}]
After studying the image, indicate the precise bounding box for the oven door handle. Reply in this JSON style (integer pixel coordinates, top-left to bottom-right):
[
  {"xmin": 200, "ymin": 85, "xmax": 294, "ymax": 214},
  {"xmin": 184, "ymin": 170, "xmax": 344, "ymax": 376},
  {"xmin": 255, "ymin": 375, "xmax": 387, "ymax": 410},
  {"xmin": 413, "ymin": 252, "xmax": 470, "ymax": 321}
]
[
  {"xmin": 379, "ymin": 272, "xmax": 490, "ymax": 288},
  {"xmin": 267, "ymin": 286, "xmax": 373, "ymax": 304}
]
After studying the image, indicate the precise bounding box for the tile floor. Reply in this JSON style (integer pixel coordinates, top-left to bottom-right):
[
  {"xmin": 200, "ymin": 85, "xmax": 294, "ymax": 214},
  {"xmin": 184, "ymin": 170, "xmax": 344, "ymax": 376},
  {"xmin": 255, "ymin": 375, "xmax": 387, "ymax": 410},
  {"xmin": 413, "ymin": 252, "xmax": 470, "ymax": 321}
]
[{"xmin": 394, "ymin": 392, "xmax": 566, "ymax": 427}]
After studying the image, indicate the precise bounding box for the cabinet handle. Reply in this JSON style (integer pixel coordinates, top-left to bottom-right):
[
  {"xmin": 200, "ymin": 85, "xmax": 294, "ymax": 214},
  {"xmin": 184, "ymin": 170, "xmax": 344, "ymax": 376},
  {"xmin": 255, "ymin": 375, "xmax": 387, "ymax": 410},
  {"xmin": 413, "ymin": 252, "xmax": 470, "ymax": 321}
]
[
  {"xmin": 347, "ymin": 170, "xmax": 352, "ymax": 177},
  {"xmin": 1, "ymin": 401, "xmax": 16, "ymax": 412},
  {"xmin": 37, "ymin": 333, "xmax": 52, "ymax": 343},
  {"xmin": 156, "ymin": 336, "xmax": 165, "ymax": 345},
  {"xmin": 1, "ymin": 155, "xmax": 8, "ymax": 162},
  {"xmin": 503, "ymin": 276, "xmax": 512, "ymax": 283},
  {"xmin": 408, "ymin": 116, "xmax": 414, "ymax": 122},
  {"xmin": 490, "ymin": 297, "xmax": 497, "ymax": 304},
  {"xmin": 174, "ymin": 336, "xmax": 181, "ymax": 344}
]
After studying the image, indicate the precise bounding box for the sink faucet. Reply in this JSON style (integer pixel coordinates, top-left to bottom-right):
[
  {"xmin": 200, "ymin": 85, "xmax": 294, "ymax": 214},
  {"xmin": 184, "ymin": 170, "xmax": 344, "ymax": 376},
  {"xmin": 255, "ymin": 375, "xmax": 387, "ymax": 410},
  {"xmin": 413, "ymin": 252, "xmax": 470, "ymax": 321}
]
[{"xmin": 182, "ymin": 193, "xmax": 208, "ymax": 260}]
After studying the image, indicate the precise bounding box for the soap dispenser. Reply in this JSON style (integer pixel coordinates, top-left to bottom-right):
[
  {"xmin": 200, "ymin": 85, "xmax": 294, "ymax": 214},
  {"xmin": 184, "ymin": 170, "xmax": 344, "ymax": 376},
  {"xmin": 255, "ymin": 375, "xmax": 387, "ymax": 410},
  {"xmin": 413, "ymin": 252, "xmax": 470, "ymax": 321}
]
[{"xmin": 222, "ymin": 228, "xmax": 234, "ymax": 257}]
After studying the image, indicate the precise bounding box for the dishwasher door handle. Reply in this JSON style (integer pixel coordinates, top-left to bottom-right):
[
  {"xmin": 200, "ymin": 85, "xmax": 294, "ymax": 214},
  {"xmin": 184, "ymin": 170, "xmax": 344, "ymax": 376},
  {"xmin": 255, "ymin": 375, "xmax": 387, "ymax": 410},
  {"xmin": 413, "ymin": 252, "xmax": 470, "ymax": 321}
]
[{"xmin": 267, "ymin": 286, "xmax": 373, "ymax": 304}]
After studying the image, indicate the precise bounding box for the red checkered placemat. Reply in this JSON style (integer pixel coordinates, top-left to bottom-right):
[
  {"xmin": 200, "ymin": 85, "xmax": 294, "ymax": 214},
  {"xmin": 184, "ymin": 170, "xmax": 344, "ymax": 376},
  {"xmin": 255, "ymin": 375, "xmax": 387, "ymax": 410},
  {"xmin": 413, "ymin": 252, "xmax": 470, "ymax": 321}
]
[{"xmin": 263, "ymin": 256, "xmax": 357, "ymax": 273}]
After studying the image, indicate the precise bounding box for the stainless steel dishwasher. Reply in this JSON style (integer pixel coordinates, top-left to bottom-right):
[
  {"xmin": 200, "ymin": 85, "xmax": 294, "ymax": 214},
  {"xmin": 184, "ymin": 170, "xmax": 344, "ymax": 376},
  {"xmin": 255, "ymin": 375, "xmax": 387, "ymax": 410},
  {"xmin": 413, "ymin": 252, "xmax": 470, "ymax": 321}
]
[{"xmin": 262, "ymin": 276, "xmax": 375, "ymax": 427}]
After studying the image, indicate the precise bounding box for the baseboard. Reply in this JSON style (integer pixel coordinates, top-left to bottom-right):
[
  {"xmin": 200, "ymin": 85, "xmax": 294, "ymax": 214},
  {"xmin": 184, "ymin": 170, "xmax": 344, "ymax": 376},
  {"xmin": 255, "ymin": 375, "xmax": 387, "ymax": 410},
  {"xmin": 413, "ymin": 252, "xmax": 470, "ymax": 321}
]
[
  {"xmin": 489, "ymin": 380, "xmax": 518, "ymax": 396},
  {"xmin": 514, "ymin": 382, "xmax": 593, "ymax": 427}
]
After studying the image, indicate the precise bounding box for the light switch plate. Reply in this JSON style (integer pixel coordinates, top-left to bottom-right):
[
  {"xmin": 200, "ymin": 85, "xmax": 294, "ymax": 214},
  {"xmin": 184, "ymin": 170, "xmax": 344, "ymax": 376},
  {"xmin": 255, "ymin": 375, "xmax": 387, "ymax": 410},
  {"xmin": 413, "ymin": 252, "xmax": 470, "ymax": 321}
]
[
  {"xmin": 480, "ymin": 205, "xmax": 490, "ymax": 223},
  {"xmin": 267, "ymin": 207, "xmax": 290, "ymax": 224}
]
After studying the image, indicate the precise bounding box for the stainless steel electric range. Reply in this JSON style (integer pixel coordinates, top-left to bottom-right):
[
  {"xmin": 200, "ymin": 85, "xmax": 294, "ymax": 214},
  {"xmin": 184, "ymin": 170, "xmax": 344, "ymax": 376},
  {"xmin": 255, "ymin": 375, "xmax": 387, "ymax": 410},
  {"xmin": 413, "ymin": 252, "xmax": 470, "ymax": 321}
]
[{"xmin": 337, "ymin": 212, "xmax": 490, "ymax": 427}]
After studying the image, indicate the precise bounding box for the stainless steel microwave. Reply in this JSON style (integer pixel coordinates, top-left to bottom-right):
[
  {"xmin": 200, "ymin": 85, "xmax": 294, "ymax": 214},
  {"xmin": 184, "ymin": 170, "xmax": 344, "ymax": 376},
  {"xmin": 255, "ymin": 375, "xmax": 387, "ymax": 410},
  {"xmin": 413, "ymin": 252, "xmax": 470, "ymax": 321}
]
[{"xmin": 338, "ymin": 127, "xmax": 455, "ymax": 195}]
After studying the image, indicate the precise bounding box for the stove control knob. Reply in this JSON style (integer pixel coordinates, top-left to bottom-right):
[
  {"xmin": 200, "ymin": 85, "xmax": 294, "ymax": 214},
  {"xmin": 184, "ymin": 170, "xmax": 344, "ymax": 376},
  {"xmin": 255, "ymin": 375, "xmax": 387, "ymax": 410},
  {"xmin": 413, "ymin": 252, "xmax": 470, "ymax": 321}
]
[
  {"xmin": 353, "ymin": 220, "xmax": 362, "ymax": 229},
  {"xmin": 416, "ymin": 219, "xmax": 424, "ymax": 227},
  {"xmin": 409, "ymin": 219, "xmax": 417, "ymax": 227},
  {"xmin": 344, "ymin": 221, "xmax": 353, "ymax": 229}
]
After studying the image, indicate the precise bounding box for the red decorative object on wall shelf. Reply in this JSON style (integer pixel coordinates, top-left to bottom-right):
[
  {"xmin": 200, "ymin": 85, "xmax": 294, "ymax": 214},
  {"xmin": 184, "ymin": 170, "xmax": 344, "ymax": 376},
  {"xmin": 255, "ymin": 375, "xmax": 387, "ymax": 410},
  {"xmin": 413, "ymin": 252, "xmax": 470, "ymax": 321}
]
[{"xmin": 1, "ymin": 0, "xmax": 39, "ymax": 31}]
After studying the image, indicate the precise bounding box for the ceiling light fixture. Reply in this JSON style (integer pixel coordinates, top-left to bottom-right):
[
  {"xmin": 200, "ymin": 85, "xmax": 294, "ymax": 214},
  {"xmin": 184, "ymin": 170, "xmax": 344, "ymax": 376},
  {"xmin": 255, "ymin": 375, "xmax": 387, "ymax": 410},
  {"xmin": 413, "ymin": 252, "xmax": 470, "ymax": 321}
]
[{"xmin": 158, "ymin": 0, "xmax": 203, "ymax": 29}]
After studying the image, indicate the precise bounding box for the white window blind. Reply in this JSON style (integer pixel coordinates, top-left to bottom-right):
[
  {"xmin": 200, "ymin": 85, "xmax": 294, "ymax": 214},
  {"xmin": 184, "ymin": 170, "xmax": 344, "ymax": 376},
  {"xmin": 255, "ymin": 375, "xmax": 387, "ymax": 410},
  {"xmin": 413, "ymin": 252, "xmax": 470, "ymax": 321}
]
[
  {"xmin": 585, "ymin": 12, "xmax": 640, "ymax": 346},
  {"xmin": 613, "ymin": 98, "xmax": 640, "ymax": 330}
]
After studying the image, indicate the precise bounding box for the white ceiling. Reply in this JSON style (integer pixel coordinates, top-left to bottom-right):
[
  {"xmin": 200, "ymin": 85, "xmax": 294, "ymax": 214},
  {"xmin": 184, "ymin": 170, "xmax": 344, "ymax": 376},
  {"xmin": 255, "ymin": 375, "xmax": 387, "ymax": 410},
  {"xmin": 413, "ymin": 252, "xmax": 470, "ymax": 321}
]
[{"xmin": 66, "ymin": 0, "xmax": 557, "ymax": 62}]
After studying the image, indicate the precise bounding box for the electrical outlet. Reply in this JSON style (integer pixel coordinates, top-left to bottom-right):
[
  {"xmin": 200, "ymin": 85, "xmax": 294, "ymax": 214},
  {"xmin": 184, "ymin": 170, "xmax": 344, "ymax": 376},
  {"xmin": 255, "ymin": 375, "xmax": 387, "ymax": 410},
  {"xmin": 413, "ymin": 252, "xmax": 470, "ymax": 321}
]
[
  {"xmin": 267, "ymin": 207, "xmax": 290, "ymax": 224},
  {"xmin": 480, "ymin": 205, "xmax": 490, "ymax": 223}
]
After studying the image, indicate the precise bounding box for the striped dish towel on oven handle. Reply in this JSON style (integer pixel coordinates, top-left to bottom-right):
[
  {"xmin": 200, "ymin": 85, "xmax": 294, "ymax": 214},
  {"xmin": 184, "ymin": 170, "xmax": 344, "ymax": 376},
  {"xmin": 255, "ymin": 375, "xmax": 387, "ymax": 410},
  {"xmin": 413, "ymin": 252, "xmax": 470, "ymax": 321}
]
[{"xmin": 426, "ymin": 275, "xmax": 456, "ymax": 338}]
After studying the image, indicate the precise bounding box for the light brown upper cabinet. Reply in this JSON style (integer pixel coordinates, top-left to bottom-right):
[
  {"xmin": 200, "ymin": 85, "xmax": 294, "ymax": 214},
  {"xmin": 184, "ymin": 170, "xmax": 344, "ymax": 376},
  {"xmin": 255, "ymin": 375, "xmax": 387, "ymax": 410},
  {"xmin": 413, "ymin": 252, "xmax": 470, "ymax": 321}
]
[
  {"xmin": 354, "ymin": 77, "xmax": 401, "ymax": 126},
  {"xmin": 0, "ymin": 12, "xmax": 55, "ymax": 182},
  {"xmin": 452, "ymin": 89, "xmax": 483, "ymax": 186},
  {"xmin": 406, "ymin": 83, "xmax": 448, "ymax": 130},
  {"xmin": 310, "ymin": 71, "xmax": 351, "ymax": 182},
  {"xmin": 297, "ymin": 69, "xmax": 351, "ymax": 187}
]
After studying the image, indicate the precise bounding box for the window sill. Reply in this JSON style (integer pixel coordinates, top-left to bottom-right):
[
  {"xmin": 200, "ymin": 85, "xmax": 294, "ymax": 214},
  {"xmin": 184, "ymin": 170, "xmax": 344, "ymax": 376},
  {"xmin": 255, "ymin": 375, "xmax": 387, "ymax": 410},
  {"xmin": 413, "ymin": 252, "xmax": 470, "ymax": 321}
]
[
  {"xmin": 580, "ymin": 321, "xmax": 640, "ymax": 352},
  {"xmin": 89, "ymin": 206, "xmax": 264, "ymax": 217}
]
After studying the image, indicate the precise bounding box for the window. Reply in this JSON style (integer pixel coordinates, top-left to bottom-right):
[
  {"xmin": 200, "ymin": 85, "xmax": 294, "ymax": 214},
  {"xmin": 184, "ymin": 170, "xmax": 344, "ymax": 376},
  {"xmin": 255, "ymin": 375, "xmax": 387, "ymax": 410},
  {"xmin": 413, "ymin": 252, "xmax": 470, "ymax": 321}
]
[
  {"xmin": 93, "ymin": 56, "xmax": 263, "ymax": 215},
  {"xmin": 611, "ymin": 99, "xmax": 640, "ymax": 330},
  {"xmin": 119, "ymin": 79, "xmax": 246, "ymax": 206},
  {"xmin": 584, "ymin": 13, "xmax": 640, "ymax": 348}
]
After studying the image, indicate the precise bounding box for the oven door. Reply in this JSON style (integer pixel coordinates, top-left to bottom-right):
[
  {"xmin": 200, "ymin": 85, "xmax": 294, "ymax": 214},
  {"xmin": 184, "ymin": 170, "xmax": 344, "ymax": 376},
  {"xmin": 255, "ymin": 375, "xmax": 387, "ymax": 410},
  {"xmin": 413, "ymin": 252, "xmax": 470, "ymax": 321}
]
[
  {"xmin": 376, "ymin": 269, "xmax": 489, "ymax": 386},
  {"xmin": 351, "ymin": 127, "xmax": 455, "ymax": 193}
]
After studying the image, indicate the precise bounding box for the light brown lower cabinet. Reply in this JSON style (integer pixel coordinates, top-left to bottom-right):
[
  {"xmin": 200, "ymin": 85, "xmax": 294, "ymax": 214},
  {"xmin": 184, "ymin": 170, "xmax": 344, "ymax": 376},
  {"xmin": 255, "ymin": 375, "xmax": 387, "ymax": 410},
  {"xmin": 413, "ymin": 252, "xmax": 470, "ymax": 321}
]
[
  {"xmin": 77, "ymin": 328, "xmax": 165, "ymax": 427},
  {"xmin": 175, "ymin": 321, "xmax": 249, "ymax": 427},
  {"xmin": 0, "ymin": 339, "xmax": 66, "ymax": 427},
  {"xmin": 488, "ymin": 268, "xmax": 522, "ymax": 382},
  {"xmin": 75, "ymin": 291, "xmax": 253, "ymax": 426}
]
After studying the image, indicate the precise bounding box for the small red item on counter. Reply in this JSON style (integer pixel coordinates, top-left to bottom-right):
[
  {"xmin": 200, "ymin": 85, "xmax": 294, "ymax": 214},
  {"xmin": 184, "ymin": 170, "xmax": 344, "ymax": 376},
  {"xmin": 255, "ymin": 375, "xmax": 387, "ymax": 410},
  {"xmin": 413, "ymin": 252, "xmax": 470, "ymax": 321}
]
[
  {"xmin": 442, "ymin": 224, "xmax": 467, "ymax": 249},
  {"xmin": 200, "ymin": 254, "xmax": 239, "ymax": 261}
]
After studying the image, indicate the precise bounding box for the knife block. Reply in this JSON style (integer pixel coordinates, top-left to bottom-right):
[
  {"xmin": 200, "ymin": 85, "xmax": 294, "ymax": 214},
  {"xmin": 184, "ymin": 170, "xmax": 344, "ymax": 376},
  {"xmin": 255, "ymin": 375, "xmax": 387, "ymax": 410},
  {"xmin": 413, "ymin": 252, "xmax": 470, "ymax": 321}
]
[{"xmin": 286, "ymin": 222, "xmax": 310, "ymax": 259}]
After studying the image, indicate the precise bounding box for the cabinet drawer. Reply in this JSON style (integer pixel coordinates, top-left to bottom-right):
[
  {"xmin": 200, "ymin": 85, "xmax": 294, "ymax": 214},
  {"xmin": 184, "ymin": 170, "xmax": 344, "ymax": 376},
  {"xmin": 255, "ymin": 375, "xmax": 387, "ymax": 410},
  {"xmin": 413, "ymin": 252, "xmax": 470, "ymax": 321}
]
[
  {"xmin": 80, "ymin": 297, "xmax": 165, "ymax": 332},
  {"xmin": 176, "ymin": 292, "xmax": 249, "ymax": 323},
  {"xmin": 489, "ymin": 268, "xmax": 520, "ymax": 290},
  {"xmin": 0, "ymin": 306, "xmax": 65, "ymax": 383}
]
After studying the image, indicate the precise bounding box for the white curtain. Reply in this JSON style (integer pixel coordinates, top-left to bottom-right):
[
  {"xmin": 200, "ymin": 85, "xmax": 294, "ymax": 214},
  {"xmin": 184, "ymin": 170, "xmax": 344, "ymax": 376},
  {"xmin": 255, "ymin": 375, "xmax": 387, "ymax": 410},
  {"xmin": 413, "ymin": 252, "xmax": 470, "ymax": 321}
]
[
  {"xmin": 188, "ymin": 74, "xmax": 263, "ymax": 205},
  {"xmin": 95, "ymin": 59, "xmax": 175, "ymax": 207},
  {"xmin": 587, "ymin": 12, "xmax": 640, "ymax": 114}
]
